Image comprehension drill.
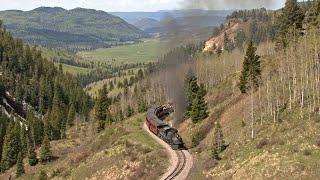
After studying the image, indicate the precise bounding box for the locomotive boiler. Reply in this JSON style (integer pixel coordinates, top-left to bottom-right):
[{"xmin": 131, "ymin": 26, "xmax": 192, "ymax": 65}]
[{"xmin": 146, "ymin": 104, "xmax": 184, "ymax": 150}]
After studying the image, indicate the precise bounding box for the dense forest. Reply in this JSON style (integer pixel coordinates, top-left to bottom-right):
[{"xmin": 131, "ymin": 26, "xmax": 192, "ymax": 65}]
[
  {"xmin": 0, "ymin": 7, "xmax": 148, "ymax": 52},
  {"xmin": 0, "ymin": 20, "xmax": 92, "ymax": 173}
]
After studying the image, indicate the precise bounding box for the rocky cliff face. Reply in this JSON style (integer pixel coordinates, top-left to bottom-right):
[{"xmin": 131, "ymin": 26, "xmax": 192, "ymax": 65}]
[{"xmin": 204, "ymin": 18, "xmax": 247, "ymax": 51}]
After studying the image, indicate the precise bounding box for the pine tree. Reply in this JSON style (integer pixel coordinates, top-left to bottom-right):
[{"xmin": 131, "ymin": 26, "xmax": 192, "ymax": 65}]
[
  {"xmin": 223, "ymin": 32, "xmax": 235, "ymax": 52},
  {"xmin": 16, "ymin": 152, "xmax": 25, "ymax": 177},
  {"xmin": 109, "ymin": 81, "xmax": 114, "ymax": 91},
  {"xmin": 1, "ymin": 121, "xmax": 20, "ymax": 171},
  {"xmin": 39, "ymin": 135, "xmax": 52, "ymax": 164},
  {"xmin": 115, "ymin": 109, "xmax": 124, "ymax": 121},
  {"xmin": 38, "ymin": 170, "xmax": 48, "ymax": 180},
  {"xmin": 304, "ymin": 0, "xmax": 320, "ymax": 28},
  {"xmin": 38, "ymin": 76, "xmax": 47, "ymax": 114},
  {"xmin": 216, "ymin": 46, "xmax": 222, "ymax": 56},
  {"xmin": 50, "ymin": 78, "xmax": 65, "ymax": 140},
  {"xmin": 29, "ymin": 113, "xmax": 44, "ymax": 147},
  {"xmin": 276, "ymin": 0, "xmax": 305, "ymax": 50},
  {"xmin": 126, "ymin": 105, "xmax": 134, "ymax": 118},
  {"xmin": 185, "ymin": 70, "xmax": 199, "ymax": 118},
  {"xmin": 20, "ymin": 126, "xmax": 27, "ymax": 157},
  {"xmin": 235, "ymin": 30, "xmax": 247, "ymax": 51},
  {"xmin": 0, "ymin": 115, "xmax": 8, "ymax": 168},
  {"xmin": 213, "ymin": 122, "xmax": 225, "ymax": 153},
  {"xmin": 137, "ymin": 69, "xmax": 144, "ymax": 80},
  {"xmin": 239, "ymin": 41, "xmax": 261, "ymax": 94},
  {"xmin": 105, "ymin": 111, "xmax": 113, "ymax": 126},
  {"xmin": 190, "ymin": 84, "xmax": 208, "ymax": 123},
  {"xmin": 43, "ymin": 112, "xmax": 51, "ymax": 139},
  {"xmin": 67, "ymin": 103, "xmax": 76, "ymax": 127},
  {"xmin": 95, "ymin": 85, "xmax": 110, "ymax": 132},
  {"xmin": 137, "ymin": 96, "xmax": 147, "ymax": 113},
  {"xmin": 211, "ymin": 146, "xmax": 220, "ymax": 160},
  {"xmin": 28, "ymin": 130, "xmax": 38, "ymax": 166}
]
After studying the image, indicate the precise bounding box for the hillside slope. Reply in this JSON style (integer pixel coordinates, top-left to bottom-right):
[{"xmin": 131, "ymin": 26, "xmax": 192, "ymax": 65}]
[
  {"xmin": 0, "ymin": 7, "xmax": 148, "ymax": 51},
  {"xmin": 0, "ymin": 115, "xmax": 168, "ymax": 179}
]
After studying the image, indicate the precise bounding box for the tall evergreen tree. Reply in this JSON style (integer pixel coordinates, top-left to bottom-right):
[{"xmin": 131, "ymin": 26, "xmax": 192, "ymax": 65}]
[
  {"xmin": 27, "ymin": 129, "xmax": 38, "ymax": 166},
  {"xmin": 16, "ymin": 152, "xmax": 25, "ymax": 177},
  {"xmin": 126, "ymin": 105, "xmax": 134, "ymax": 118},
  {"xmin": 117, "ymin": 109, "xmax": 124, "ymax": 121},
  {"xmin": 185, "ymin": 69, "xmax": 199, "ymax": 118},
  {"xmin": 95, "ymin": 85, "xmax": 110, "ymax": 132},
  {"xmin": 0, "ymin": 115, "xmax": 8, "ymax": 169},
  {"xmin": 190, "ymin": 84, "xmax": 208, "ymax": 123},
  {"xmin": 39, "ymin": 135, "xmax": 52, "ymax": 164},
  {"xmin": 235, "ymin": 30, "xmax": 247, "ymax": 51},
  {"xmin": 50, "ymin": 78, "xmax": 66, "ymax": 140},
  {"xmin": 1, "ymin": 121, "xmax": 20, "ymax": 171},
  {"xmin": 213, "ymin": 122, "xmax": 225, "ymax": 153},
  {"xmin": 304, "ymin": 0, "xmax": 320, "ymax": 27},
  {"xmin": 28, "ymin": 112, "xmax": 44, "ymax": 147},
  {"xmin": 137, "ymin": 95, "xmax": 147, "ymax": 113},
  {"xmin": 276, "ymin": 0, "xmax": 305, "ymax": 50},
  {"xmin": 216, "ymin": 46, "xmax": 222, "ymax": 57},
  {"xmin": 105, "ymin": 111, "xmax": 113, "ymax": 126},
  {"xmin": 1, "ymin": 121, "xmax": 13, "ymax": 171},
  {"xmin": 239, "ymin": 41, "xmax": 261, "ymax": 94},
  {"xmin": 211, "ymin": 146, "xmax": 220, "ymax": 160},
  {"xmin": 67, "ymin": 103, "xmax": 76, "ymax": 127},
  {"xmin": 20, "ymin": 126, "xmax": 27, "ymax": 157},
  {"xmin": 223, "ymin": 32, "xmax": 235, "ymax": 52},
  {"xmin": 137, "ymin": 69, "xmax": 144, "ymax": 80}
]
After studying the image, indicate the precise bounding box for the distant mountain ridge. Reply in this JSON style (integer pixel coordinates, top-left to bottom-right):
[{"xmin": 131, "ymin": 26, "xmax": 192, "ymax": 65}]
[
  {"xmin": 111, "ymin": 9, "xmax": 233, "ymax": 24},
  {"xmin": 0, "ymin": 7, "xmax": 149, "ymax": 51},
  {"xmin": 114, "ymin": 10, "xmax": 232, "ymax": 34}
]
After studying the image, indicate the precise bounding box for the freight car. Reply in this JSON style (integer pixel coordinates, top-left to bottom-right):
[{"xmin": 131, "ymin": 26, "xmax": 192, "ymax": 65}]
[{"xmin": 146, "ymin": 104, "xmax": 184, "ymax": 150}]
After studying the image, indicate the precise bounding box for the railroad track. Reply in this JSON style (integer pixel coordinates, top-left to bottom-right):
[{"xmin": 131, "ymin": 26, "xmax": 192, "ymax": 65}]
[{"xmin": 164, "ymin": 150, "xmax": 187, "ymax": 180}]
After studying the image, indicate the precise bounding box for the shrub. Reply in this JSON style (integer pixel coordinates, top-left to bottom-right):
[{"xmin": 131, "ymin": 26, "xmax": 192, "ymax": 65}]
[
  {"xmin": 38, "ymin": 170, "xmax": 48, "ymax": 180},
  {"xmin": 256, "ymin": 138, "xmax": 268, "ymax": 149},
  {"xmin": 241, "ymin": 120, "xmax": 246, "ymax": 127},
  {"xmin": 192, "ymin": 130, "xmax": 206, "ymax": 147},
  {"xmin": 139, "ymin": 146, "xmax": 152, "ymax": 154},
  {"xmin": 50, "ymin": 168, "xmax": 61, "ymax": 178},
  {"xmin": 303, "ymin": 149, "xmax": 312, "ymax": 156},
  {"xmin": 270, "ymin": 138, "xmax": 285, "ymax": 146}
]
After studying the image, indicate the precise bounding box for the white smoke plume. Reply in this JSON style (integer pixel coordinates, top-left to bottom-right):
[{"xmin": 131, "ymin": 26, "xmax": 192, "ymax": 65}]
[{"xmin": 182, "ymin": 0, "xmax": 284, "ymax": 10}]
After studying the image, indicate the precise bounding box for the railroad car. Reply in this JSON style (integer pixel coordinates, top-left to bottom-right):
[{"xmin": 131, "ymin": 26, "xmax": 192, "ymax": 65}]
[{"xmin": 146, "ymin": 104, "xmax": 184, "ymax": 150}]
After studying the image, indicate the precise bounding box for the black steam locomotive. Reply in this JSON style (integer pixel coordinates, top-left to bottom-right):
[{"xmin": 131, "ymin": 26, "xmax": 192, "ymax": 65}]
[{"xmin": 146, "ymin": 104, "xmax": 184, "ymax": 150}]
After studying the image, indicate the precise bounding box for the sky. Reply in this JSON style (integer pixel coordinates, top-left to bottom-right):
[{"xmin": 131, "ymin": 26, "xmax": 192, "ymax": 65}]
[{"xmin": 0, "ymin": 0, "xmax": 286, "ymax": 12}]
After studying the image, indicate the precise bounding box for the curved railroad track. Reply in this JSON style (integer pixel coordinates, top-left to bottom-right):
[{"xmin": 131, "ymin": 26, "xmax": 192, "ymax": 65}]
[
  {"xmin": 164, "ymin": 150, "xmax": 187, "ymax": 180},
  {"xmin": 143, "ymin": 123, "xmax": 193, "ymax": 180}
]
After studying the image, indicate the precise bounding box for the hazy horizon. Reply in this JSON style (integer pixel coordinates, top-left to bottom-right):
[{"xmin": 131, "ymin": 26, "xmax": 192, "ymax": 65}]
[{"xmin": 0, "ymin": 0, "xmax": 287, "ymax": 12}]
